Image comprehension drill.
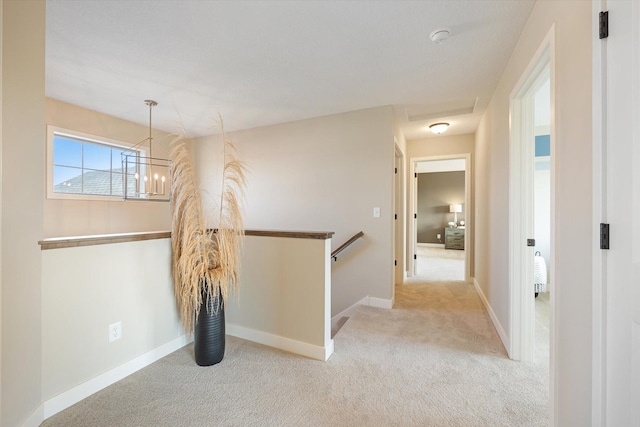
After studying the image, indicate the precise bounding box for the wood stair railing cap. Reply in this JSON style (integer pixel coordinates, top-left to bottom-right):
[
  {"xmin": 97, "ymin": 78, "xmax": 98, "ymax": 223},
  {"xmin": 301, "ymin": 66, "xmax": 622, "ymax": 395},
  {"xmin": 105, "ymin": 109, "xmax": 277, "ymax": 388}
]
[{"xmin": 39, "ymin": 229, "xmax": 335, "ymax": 250}]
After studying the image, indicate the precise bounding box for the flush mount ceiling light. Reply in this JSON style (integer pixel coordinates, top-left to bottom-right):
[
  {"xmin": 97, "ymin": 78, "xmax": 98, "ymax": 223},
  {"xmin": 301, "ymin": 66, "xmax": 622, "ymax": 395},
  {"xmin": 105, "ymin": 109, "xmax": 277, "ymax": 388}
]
[
  {"xmin": 429, "ymin": 122, "xmax": 450, "ymax": 134},
  {"xmin": 430, "ymin": 28, "xmax": 451, "ymax": 44}
]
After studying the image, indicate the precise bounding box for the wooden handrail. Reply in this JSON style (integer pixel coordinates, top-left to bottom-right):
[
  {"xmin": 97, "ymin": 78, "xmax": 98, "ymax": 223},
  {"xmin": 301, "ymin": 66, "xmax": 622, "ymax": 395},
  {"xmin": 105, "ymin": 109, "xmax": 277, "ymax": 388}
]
[
  {"xmin": 39, "ymin": 229, "xmax": 334, "ymax": 250},
  {"xmin": 331, "ymin": 231, "xmax": 364, "ymax": 261}
]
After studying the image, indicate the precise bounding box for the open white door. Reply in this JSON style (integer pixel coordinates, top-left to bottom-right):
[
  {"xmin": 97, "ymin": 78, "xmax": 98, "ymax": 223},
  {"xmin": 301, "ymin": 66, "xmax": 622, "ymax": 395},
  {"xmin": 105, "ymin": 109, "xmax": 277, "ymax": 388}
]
[
  {"xmin": 509, "ymin": 29, "xmax": 553, "ymax": 364},
  {"xmin": 593, "ymin": 1, "xmax": 640, "ymax": 425}
]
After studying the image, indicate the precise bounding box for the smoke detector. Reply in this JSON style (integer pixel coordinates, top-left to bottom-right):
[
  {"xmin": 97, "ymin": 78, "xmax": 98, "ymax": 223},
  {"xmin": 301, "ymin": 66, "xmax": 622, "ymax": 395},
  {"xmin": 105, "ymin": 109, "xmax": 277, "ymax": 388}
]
[{"xmin": 430, "ymin": 28, "xmax": 451, "ymax": 44}]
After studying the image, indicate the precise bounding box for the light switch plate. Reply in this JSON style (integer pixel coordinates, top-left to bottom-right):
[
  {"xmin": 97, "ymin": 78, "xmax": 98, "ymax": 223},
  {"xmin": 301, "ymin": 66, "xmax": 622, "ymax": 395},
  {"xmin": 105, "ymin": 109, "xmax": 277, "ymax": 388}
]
[{"xmin": 373, "ymin": 207, "xmax": 380, "ymax": 218}]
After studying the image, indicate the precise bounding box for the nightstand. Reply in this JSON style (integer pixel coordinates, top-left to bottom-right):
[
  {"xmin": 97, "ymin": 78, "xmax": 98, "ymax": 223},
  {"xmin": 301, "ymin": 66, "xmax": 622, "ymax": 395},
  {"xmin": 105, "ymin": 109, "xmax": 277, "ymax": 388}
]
[{"xmin": 445, "ymin": 228, "xmax": 465, "ymax": 250}]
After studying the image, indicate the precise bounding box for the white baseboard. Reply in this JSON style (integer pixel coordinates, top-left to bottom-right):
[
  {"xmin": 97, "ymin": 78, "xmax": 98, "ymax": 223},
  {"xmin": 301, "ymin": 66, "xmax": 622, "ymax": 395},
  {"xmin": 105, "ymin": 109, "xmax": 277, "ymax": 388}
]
[
  {"xmin": 331, "ymin": 296, "xmax": 368, "ymax": 331},
  {"xmin": 335, "ymin": 296, "xmax": 393, "ymax": 313},
  {"xmin": 418, "ymin": 243, "xmax": 445, "ymax": 248},
  {"xmin": 473, "ymin": 278, "xmax": 510, "ymax": 351},
  {"xmin": 330, "ymin": 295, "xmax": 394, "ymax": 335},
  {"xmin": 368, "ymin": 296, "xmax": 393, "ymax": 309},
  {"xmin": 21, "ymin": 404, "xmax": 44, "ymax": 427},
  {"xmin": 226, "ymin": 323, "xmax": 334, "ymax": 361},
  {"xmin": 43, "ymin": 334, "xmax": 191, "ymax": 420}
]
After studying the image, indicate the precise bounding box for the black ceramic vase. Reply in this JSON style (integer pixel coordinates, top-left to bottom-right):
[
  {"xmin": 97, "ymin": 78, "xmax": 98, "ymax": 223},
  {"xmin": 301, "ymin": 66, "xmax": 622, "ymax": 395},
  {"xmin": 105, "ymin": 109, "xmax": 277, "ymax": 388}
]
[{"xmin": 194, "ymin": 287, "xmax": 225, "ymax": 366}]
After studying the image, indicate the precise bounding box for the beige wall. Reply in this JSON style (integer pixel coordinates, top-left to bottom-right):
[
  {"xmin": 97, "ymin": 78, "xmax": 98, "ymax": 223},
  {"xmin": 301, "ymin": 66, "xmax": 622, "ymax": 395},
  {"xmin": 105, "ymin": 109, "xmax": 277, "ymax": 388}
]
[
  {"xmin": 194, "ymin": 106, "xmax": 396, "ymax": 315},
  {"xmin": 407, "ymin": 133, "xmax": 475, "ymax": 276},
  {"xmin": 1, "ymin": 1, "xmax": 45, "ymax": 425},
  {"xmin": 474, "ymin": 0, "xmax": 592, "ymax": 424},
  {"xmin": 227, "ymin": 235, "xmax": 332, "ymax": 359},
  {"xmin": 41, "ymin": 239, "xmax": 183, "ymax": 401},
  {"xmin": 408, "ymin": 133, "xmax": 475, "ymax": 159},
  {"xmin": 44, "ymin": 98, "xmax": 173, "ymax": 238}
]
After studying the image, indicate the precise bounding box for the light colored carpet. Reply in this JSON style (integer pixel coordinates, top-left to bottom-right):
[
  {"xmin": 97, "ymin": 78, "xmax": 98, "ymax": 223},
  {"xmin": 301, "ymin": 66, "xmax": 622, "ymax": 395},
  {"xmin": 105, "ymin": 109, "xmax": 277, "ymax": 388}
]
[
  {"xmin": 43, "ymin": 279, "xmax": 549, "ymax": 427},
  {"xmin": 416, "ymin": 246, "xmax": 465, "ymax": 281}
]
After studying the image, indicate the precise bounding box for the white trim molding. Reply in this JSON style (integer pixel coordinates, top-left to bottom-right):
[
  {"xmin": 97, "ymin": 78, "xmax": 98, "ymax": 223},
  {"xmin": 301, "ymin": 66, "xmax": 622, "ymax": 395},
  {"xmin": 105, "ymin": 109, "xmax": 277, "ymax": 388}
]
[
  {"xmin": 507, "ymin": 23, "xmax": 557, "ymax": 425},
  {"xmin": 409, "ymin": 153, "xmax": 472, "ymax": 282},
  {"xmin": 508, "ymin": 24, "xmax": 555, "ymax": 363},
  {"xmin": 591, "ymin": 1, "xmax": 607, "ymax": 424},
  {"xmin": 226, "ymin": 323, "xmax": 334, "ymax": 361},
  {"xmin": 331, "ymin": 295, "xmax": 394, "ymax": 334},
  {"xmin": 43, "ymin": 334, "xmax": 191, "ymax": 421},
  {"xmin": 474, "ymin": 278, "xmax": 509, "ymax": 351},
  {"xmin": 21, "ymin": 405, "xmax": 44, "ymax": 427},
  {"xmin": 331, "ymin": 296, "xmax": 369, "ymax": 332},
  {"xmin": 368, "ymin": 296, "xmax": 394, "ymax": 309}
]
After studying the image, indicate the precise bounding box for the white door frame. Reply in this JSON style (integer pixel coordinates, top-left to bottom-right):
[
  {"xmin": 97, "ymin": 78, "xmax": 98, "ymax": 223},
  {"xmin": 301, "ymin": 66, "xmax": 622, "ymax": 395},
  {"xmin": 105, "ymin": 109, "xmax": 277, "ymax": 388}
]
[
  {"xmin": 393, "ymin": 142, "xmax": 406, "ymax": 298},
  {"xmin": 591, "ymin": 2, "xmax": 607, "ymax": 423},
  {"xmin": 408, "ymin": 153, "xmax": 472, "ymax": 283},
  {"xmin": 508, "ymin": 24, "xmax": 556, "ymax": 417},
  {"xmin": 591, "ymin": 1, "xmax": 640, "ymax": 424}
]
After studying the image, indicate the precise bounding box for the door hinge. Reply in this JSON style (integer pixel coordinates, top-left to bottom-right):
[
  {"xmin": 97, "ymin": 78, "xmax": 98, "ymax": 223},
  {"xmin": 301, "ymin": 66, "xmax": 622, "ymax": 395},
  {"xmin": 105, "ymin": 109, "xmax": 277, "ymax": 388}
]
[
  {"xmin": 414, "ymin": 254, "xmax": 417, "ymax": 260},
  {"xmin": 395, "ymin": 167, "xmax": 397, "ymax": 174},
  {"xmin": 414, "ymin": 173, "xmax": 417, "ymax": 178},
  {"xmin": 394, "ymin": 213, "xmax": 397, "ymax": 220},
  {"xmin": 600, "ymin": 223, "xmax": 610, "ymax": 249},
  {"xmin": 414, "ymin": 213, "xmax": 417, "ymax": 219},
  {"xmin": 600, "ymin": 11, "xmax": 608, "ymax": 39},
  {"xmin": 394, "ymin": 259, "xmax": 397, "ymax": 266}
]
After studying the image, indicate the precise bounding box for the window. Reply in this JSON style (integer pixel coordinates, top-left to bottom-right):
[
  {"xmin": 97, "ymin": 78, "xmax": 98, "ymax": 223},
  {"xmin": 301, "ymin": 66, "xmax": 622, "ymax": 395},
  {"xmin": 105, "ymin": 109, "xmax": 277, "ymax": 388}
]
[{"xmin": 47, "ymin": 126, "xmax": 140, "ymax": 200}]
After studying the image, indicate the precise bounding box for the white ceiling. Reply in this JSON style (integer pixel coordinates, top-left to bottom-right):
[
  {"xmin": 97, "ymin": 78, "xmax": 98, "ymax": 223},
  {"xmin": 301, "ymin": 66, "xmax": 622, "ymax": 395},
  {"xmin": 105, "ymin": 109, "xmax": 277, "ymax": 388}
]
[{"xmin": 45, "ymin": 0, "xmax": 535, "ymax": 140}]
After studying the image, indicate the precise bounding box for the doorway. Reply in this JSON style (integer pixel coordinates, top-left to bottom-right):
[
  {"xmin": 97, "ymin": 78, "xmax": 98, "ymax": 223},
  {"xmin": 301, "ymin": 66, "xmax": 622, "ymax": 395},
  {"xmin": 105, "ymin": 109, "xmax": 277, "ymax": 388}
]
[
  {"xmin": 508, "ymin": 26, "xmax": 555, "ymax": 376},
  {"xmin": 393, "ymin": 142, "xmax": 405, "ymax": 292},
  {"xmin": 533, "ymin": 76, "xmax": 551, "ymax": 384},
  {"xmin": 408, "ymin": 154, "xmax": 471, "ymax": 283}
]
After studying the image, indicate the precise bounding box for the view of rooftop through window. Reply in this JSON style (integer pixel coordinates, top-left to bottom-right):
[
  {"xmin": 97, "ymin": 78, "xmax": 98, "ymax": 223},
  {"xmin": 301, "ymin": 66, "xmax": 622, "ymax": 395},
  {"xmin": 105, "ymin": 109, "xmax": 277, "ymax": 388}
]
[{"xmin": 52, "ymin": 133, "xmax": 138, "ymax": 197}]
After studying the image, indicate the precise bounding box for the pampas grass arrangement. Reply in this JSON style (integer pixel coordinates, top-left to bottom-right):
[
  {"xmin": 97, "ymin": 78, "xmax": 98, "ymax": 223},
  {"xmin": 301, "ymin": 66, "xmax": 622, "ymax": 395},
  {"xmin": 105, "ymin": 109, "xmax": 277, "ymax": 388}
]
[{"xmin": 169, "ymin": 125, "xmax": 247, "ymax": 333}]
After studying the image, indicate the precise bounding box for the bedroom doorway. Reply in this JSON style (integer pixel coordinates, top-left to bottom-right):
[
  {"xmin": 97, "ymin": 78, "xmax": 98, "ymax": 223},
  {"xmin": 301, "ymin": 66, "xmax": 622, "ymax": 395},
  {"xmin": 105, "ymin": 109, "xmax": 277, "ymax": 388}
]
[
  {"xmin": 408, "ymin": 154, "xmax": 471, "ymax": 283},
  {"xmin": 509, "ymin": 49, "xmax": 553, "ymax": 425},
  {"xmin": 508, "ymin": 25, "xmax": 555, "ymax": 382}
]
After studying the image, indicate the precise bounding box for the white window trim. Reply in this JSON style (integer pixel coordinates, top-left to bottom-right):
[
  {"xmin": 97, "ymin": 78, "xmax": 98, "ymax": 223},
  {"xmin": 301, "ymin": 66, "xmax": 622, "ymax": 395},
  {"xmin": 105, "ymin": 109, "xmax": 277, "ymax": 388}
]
[{"xmin": 46, "ymin": 125, "xmax": 146, "ymax": 201}]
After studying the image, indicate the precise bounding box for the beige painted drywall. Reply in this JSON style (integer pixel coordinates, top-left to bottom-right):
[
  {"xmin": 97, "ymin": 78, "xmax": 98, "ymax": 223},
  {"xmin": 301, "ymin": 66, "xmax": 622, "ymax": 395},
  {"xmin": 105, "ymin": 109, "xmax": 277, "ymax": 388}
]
[
  {"xmin": 474, "ymin": 1, "xmax": 592, "ymax": 423},
  {"xmin": 41, "ymin": 239, "xmax": 183, "ymax": 400},
  {"xmin": 408, "ymin": 133, "xmax": 475, "ymax": 158},
  {"xmin": 407, "ymin": 133, "xmax": 475, "ymax": 276},
  {"xmin": 227, "ymin": 235, "xmax": 331, "ymax": 349},
  {"xmin": 194, "ymin": 106, "xmax": 396, "ymax": 316},
  {"xmin": 1, "ymin": 1, "xmax": 45, "ymax": 425},
  {"xmin": 44, "ymin": 98, "xmax": 173, "ymax": 238}
]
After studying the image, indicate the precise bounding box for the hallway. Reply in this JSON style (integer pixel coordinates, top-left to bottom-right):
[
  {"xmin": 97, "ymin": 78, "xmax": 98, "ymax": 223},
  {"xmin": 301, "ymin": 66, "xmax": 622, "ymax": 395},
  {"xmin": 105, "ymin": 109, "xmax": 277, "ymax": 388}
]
[
  {"xmin": 43, "ymin": 274, "xmax": 549, "ymax": 427},
  {"xmin": 415, "ymin": 246, "xmax": 465, "ymax": 282},
  {"xmin": 395, "ymin": 259, "xmax": 550, "ymax": 425}
]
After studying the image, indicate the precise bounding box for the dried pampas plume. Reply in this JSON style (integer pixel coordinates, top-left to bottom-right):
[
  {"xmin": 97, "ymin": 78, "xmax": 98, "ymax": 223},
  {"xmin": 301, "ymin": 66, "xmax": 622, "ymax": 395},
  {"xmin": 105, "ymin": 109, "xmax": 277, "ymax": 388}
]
[{"xmin": 169, "ymin": 120, "xmax": 247, "ymax": 333}]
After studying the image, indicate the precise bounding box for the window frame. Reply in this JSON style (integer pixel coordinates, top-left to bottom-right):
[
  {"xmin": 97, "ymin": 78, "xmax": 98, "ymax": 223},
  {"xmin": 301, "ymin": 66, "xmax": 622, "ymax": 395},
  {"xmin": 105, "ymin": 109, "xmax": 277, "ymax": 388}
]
[{"xmin": 46, "ymin": 125, "xmax": 145, "ymax": 201}]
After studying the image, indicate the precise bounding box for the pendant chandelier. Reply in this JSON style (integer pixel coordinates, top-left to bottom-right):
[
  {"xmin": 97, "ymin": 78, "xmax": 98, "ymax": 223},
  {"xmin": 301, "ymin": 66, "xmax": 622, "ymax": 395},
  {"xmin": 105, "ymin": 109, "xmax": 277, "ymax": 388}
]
[{"xmin": 121, "ymin": 100, "xmax": 171, "ymax": 201}]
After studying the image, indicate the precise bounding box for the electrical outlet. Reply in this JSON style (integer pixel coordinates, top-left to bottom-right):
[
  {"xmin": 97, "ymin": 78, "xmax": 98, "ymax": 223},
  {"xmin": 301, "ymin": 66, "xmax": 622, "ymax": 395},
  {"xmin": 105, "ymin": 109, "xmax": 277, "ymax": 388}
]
[{"xmin": 109, "ymin": 321, "xmax": 122, "ymax": 343}]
